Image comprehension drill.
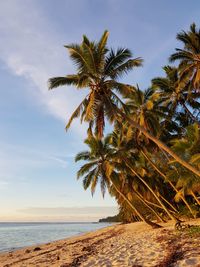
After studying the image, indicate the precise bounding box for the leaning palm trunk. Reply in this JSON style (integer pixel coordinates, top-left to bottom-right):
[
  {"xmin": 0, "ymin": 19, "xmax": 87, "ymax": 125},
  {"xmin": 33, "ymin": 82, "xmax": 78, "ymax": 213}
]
[
  {"xmin": 143, "ymin": 199, "xmax": 164, "ymax": 210},
  {"xmin": 144, "ymin": 199, "xmax": 177, "ymax": 214},
  {"xmin": 141, "ymin": 149, "xmax": 195, "ymax": 218},
  {"xmin": 124, "ymin": 159, "xmax": 179, "ymax": 222},
  {"xmin": 117, "ymin": 109, "xmax": 200, "ymax": 178},
  {"xmin": 110, "ymin": 178, "xmax": 161, "ymax": 228},
  {"xmin": 134, "ymin": 190, "xmax": 165, "ymax": 223},
  {"xmin": 159, "ymin": 194, "xmax": 178, "ymax": 213}
]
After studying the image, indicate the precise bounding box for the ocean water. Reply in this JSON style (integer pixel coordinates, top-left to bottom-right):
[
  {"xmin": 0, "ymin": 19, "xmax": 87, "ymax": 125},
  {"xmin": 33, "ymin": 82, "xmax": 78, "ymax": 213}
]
[{"xmin": 0, "ymin": 222, "xmax": 111, "ymax": 253}]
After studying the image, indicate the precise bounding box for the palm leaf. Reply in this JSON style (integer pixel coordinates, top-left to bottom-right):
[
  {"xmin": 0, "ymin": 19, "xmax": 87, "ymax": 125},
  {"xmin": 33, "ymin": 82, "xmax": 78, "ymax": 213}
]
[
  {"xmin": 84, "ymin": 91, "xmax": 99, "ymax": 121},
  {"xmin": 98, "ymin": 30, "xmax": 109, "ymax": 52},
  {"xmin": 65, "ymin": 97, "xmax": 88, "ymax": 130},
  {"xmin": 64, "ymin": 44, "xmax": 91, "ymax": 73},
  {"xmin": 48, "ymin": 75, "xmax": 79, "ymax": 89},
  {"xmin": 169, "ymin": 49, "xmax": 195, "ymax": 62},
  {"xmin": 91, "ymin": 169, "xmax": 100, "ymax": 195},
  {"xmin": 75, "ymin": 151, "xmax": 91, "ymax": 162},
  {"xmin": 104, "ymin": 48, "xmax": 133, "ymax": 76},
  {"xmin": 77, "ymin": 162, "xmax": 97, "ymax": 179},
  {"xmin": 109, "ymin": 58, "xmax": 143, "ymax": 79},
  {"xmin": 82, "ymin": 168, "xmax": 97, "ymax": 190},
  {"xmin": 97, "ymin": 30, "xmax": 109, "ymax": 71},
  {"xmin": 82, "ymin": 40, "xmax": 97, "ymax": 74}
]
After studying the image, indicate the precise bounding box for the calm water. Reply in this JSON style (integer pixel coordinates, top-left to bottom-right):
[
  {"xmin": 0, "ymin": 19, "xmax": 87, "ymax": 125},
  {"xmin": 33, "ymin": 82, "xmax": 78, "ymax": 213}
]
[{"xmin": 0, "ymin": 222, "xmax": 111, "ymax": 252}]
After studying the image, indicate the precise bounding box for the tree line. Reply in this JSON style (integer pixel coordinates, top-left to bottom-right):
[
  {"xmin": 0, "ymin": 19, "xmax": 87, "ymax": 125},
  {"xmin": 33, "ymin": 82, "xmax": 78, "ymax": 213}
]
[{"xmin": 48, "ymin": 23, "xmax": 200, "ymax": 227}]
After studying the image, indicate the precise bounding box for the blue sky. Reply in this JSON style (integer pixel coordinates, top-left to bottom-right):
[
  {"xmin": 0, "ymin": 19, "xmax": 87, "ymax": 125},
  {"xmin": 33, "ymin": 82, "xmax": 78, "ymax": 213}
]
[{"xmin": 1, "ymin": 0, "xmax": 200, "ymax": 221}]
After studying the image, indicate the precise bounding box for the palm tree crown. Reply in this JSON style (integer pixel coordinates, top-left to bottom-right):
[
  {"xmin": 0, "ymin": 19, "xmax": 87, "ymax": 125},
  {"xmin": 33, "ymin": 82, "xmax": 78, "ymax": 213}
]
[
  {"xmin": 170, "ymin": 23, "xmax": 200, "ymax": 91},
  {"xmin": 49, "ymin": 31, "xmax": 142, "ymax": 138}
]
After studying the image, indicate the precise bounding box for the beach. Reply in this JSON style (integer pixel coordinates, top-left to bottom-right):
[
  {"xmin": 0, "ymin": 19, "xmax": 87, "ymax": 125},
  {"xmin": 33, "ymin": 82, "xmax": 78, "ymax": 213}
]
[{"xmin": 0, "ymin": 219, "xmax": 200, "ymax": 267}]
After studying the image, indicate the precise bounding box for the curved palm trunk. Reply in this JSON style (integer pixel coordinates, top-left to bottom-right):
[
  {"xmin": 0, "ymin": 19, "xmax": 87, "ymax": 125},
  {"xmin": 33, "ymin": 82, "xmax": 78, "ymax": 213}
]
[
  {"xmin": 143, "ymin": 199, "xmax": 163, "ymax": 209},
  {"xmin": 110, "ymin": 179, "xmax": 161, "ymax": 228},
  {"xmin": 144, "ymin": 199, "xmax": 176, "ymax": 214},
  {"xmin": 124, "ymin": 160, "xmax": 179, "ymax": 222},
  {"xmin": 159, "ymin": 194, "xmax": 178, "ymax": 213},
  {"xmin": 141, "ymin": 149, "xmax": 195, "ymax": 218},
  {"xmin": 134, "ymin": 190, "xmax": 165, "ymax": 223},
  {"xmin": 117, "ymin": 110, "xmax": 200, "ymax": 178}
]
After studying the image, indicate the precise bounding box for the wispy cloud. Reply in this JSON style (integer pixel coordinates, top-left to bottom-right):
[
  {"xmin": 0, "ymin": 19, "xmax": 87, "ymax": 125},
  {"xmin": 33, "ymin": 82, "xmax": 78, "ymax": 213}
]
[
  {"xmin": 0, "ymin": 0, "xmax": 86, "ymax": 134},
  {"xmin": 0, "ymin": 142, "xmax": 75, "ymax": 187},
  {"xmin": 0, "ymin": 142, "xmax": 72, "ymax": 174}
]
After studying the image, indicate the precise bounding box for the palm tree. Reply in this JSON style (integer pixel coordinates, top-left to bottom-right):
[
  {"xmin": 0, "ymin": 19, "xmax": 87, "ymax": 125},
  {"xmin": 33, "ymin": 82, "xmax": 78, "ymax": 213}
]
[
  {"xmin": 109, "ymin": 176, "xmax": 164, "ymax": 222},
  {"xmin": 169, "ymin": 23, "xmax": 200, "ymax": 92},
  {"xmin": 75, "ymin": 135, "xmax": 161, "ymax": 228},
  {"xmin": 114, "ymin": 94, "xmax": 173, "ymax": 202},
  {"xmin": 152, "ymin": 65, "xmax": 200, "ymax": 126},
  {"xmin": 166, "ymin": 123, "xmax": 200, "ymax": 209},
  {"xmin": 48, "ymin": 31, "xmax": 200, "ymax": 180},
  {"xmin": 107, "ymin": 127, "xmax": 179, "ymax": 222},
  {"xmin": 49, "ymin": 31, "xmax": 142, "ymax": 138},
  {"xmin": 140, "ymin": 149, "xmax": 196, "ymax": 218},
  {"xmin": 125, "ymin": 86, "xmax": 162, "ymax": 137}
]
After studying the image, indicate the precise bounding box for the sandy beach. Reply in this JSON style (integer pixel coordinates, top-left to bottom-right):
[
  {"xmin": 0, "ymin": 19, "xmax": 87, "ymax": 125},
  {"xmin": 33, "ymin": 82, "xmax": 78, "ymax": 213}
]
[{"xmin": 0, "ymin": 219, "xmax": 200, "ymax": 267}]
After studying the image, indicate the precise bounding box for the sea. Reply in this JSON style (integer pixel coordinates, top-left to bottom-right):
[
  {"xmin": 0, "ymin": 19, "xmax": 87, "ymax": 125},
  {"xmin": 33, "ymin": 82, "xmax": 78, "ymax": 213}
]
[{"xmin": 0, "ymin": 222, "xmax": 111, "ymax": 253}]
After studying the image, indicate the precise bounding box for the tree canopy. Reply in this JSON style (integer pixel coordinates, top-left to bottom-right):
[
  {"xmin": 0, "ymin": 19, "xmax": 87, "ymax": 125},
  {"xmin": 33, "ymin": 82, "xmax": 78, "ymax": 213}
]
[{"xmin": 49, "ymin": 24, "xmax": 200, "ymax": 225}]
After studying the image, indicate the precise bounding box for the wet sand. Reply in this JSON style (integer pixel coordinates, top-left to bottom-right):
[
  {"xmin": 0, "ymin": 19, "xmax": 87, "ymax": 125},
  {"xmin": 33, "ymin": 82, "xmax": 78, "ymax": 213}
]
[{"xmin": 0, "ymin": 219, "xmax": 200, "ymax": 267}]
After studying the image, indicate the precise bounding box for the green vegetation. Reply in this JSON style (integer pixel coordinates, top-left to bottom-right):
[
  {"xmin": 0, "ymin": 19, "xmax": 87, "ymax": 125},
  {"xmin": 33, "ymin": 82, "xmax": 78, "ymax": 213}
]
[
  {"xmin": 187, "ymin": 225, "xmax": 200, "ymax": 236},
  {"xmin": 175, "ymin": 224, "xmax": 200, "ymax": 237},
  {"xmin": 99, "ymin": 215, "xmax": 121, "ymax": 223},
  {"xmin": 49, "ymin": 23, "xmax": 200, "ymax": 227}
]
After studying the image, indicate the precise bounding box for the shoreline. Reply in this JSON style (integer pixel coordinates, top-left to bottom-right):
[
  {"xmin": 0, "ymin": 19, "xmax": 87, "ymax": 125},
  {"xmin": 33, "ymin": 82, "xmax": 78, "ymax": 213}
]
[
  {"xmin": 0, "ymin": 219, "xmax": 200, "ymax": 267},
  {"xmin": 0, "ymin": 222, "xmax": 114, "ymax": 254}
]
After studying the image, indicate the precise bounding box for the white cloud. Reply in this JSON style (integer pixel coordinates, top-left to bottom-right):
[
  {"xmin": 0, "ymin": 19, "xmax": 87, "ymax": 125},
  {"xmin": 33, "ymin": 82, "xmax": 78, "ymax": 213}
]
[{"xmin": 0, "ymin": 0, "xmax": 86, "ymax": 134}]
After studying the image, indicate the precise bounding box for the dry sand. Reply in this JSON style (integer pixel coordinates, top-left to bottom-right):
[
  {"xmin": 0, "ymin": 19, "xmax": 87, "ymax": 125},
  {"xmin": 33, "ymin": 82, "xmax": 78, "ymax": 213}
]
[{"xmin": 0, "ymin": 219, "xmax": 200, "ymax": 267}]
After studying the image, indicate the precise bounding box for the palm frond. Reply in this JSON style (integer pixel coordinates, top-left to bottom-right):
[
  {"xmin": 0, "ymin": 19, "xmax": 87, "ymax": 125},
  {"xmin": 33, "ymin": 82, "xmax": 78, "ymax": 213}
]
[
  {"xmin": 109, "ymin": 58, "xmax": 143, "ymax": 79},
  {"xmin": 64, "ymin": 44, "xmax": 92, "ymax": 73},
  {"xmin": 100, "ymin": 177, "xmax": 107, "ymax": 198},
  {"xmin": 107, "ymin": 80, "xmax": 136, "ymax": 97},
  {"xmin": 82, "ymin": 168, "xmax": 97, "ymax": 190},
  {"xmin": 75, "ymin": 151, "xmax": 91, "ymax": 162},
  {"xmin": 85, "ymin": 91, "xmax": 100, "ymax": 121},
  {"xmin": 82, "ymin": 39, "xmax": 97, "ymax": 74},
  {"xmin": 48, "ymin": 75, "xmax": 79, "ymax": 89},
  {"xmin": 98, "ymin": 30, "xmax": 109, "ymax": 52},
  {"xmin": 65, "ymin": 97, "xmax": 88, "ymax": 130},
  {"xmin": 97, "ymin": 30, "xmax": 109, "ymax": 71},
  {"xmin": 104, "ymin": 48, "xmax": 133, "ymax": 76},
  {"xmin": 77, "ymin": 162, "xmax": 97, "ymax": 179},
  {"xmin": 169, "ymin": 49, "xmax": 195, "ymax": 62},
  {"xmin": 91, "ymin": 169, "xmax": 99, "ymax": 195}
]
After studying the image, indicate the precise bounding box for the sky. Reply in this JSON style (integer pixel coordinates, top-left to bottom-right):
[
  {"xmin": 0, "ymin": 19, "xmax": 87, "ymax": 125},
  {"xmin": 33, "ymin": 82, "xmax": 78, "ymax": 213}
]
[{"xmin": 1, "ymin": 0, "xmax": 200, "ymax": 222}]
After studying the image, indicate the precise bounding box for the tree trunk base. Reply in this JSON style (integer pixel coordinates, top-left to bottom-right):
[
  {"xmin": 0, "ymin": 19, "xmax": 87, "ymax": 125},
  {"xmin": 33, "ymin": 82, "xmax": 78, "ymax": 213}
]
[{"xmin": 145, "ymin": 220, "xmax": 162, "ymax": 228}]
